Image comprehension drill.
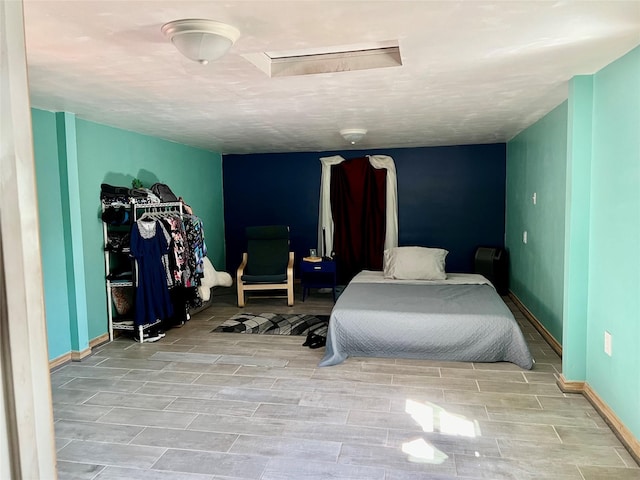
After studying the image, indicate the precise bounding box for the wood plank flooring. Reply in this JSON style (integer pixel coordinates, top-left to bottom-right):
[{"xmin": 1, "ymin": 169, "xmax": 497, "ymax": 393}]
[{"xmin": 52, "ymin": 285, "xmax": 640, "ymax": 479}]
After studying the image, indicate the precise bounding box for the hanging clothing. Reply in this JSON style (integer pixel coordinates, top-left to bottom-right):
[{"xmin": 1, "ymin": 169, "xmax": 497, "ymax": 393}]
[
  {"xmin": 318, "ymin": 155, "xmax": 398, "ymax": 259},
  {"xmin": 183, "ymin": 215, "xmax": 207, "ymax": 287},
  {"xmin": 130, "ymin": 219, "xmax": 174, "ymax": 326},
  {"xmin": 330, "ymin": 157, "xmax": 387, "ymax": 284},
  {"xmin": 161, "ymin": 215, "xmax": 191, "ymax": 286}
]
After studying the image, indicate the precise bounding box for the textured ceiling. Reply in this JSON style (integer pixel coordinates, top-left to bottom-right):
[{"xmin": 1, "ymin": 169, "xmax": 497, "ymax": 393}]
[{"xmin": 23, "ymin": 1, "xmax": 640, "ymax": 154}]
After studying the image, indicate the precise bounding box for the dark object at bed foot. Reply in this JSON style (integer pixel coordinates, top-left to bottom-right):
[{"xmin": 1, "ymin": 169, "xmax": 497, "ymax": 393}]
[
  {"xmin": 303, "ymin": 332, "xmax": 326, "ymax": 349},
  {"xmin": 474, "ymin": 246, "xmax": 509, "ymax": 295}
]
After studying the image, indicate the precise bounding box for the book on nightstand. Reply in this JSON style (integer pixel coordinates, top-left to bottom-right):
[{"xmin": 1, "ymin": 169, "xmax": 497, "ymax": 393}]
[{"xmin": 303, "ymin": 256, "xmax": 322, "ymax": 262}]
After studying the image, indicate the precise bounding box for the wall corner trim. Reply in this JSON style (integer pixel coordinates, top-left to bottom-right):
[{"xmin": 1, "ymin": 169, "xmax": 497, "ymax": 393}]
[
  {"xmin": 69, "ymin": 347, "xmax": 92, "ymax": 362},
  {"xmin": 508, "ymin": 291, "xmax": 562, "ymax": 357},
  {"xmin": 89, "ymin": 332, "xmax": 110, "ymax": 349},
  {"xmin": 49, "ymin": 333, "xmax": 110, "ymax": 370},
  {"xmin": 48, "ymin": 352, "xmax": 72, "ymax": 370},
  {"xmin": 556, "ymin": 374, "xmax": 585, "ymax": 393},
  {"xmin": 557, "ymin": 375, "xmax": 640, "ymax": 465}
]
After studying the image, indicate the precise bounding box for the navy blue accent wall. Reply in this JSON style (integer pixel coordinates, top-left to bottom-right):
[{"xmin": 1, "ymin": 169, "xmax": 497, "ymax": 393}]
[
  {"xmin": 223, "ymin": 144, "xmax": 506, "ymax": 278},
  {"xmin": 223, "ymin": 151, "xmax": 323, "ymax": 277}
]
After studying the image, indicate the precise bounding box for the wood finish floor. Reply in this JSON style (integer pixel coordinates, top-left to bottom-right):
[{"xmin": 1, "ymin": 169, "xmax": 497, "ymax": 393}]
[{"xmin": 52, "ymin": 285, "xmax": 640, "ymax": 480}]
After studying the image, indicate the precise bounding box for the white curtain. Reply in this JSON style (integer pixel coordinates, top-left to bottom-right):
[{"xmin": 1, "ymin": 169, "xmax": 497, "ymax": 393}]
[{"xmin": 317, "ymin": 155, "xmax": 398, "ymax": 258}]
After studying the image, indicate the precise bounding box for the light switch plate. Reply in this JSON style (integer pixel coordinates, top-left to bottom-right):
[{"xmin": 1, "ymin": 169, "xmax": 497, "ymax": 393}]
[{"xmin": 604, "ymin": 331, "xmax": 612, "ymax": 356}]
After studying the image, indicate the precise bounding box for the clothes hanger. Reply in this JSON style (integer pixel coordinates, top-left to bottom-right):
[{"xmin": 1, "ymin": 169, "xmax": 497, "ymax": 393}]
[{"xmin": 139, "ymin": 211, "xmax": 156, "ymax": 222}]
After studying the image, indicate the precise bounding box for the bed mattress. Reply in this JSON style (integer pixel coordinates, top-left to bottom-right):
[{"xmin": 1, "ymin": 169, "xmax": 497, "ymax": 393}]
[{"xmin": 318, "ymin": 271, "xmax": 534, "ymax": 369}]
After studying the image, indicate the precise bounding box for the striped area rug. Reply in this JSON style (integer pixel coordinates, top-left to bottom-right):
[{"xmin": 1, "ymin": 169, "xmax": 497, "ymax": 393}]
[{"xmin": 212, "ymin": 312, "xmax": 329, "ymax": 336}]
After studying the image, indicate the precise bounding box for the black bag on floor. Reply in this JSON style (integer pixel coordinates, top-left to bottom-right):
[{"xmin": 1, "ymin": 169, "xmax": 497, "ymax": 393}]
[{"xmin": 303, "ymin": 332, "xmax": 327, "ymax": 349}]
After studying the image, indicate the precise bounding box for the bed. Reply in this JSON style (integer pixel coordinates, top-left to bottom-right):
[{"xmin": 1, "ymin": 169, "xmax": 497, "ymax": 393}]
[{"xmin": 318, "ymin": 270, "xmax": 534, "ymax": 369}]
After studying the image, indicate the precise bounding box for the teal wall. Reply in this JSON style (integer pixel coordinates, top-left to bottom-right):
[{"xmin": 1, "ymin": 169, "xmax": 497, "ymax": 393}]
[
  {"xmin": 585, "ymin": 46, "xmax": 639, "ymax": 438},
  {"xmin": 562, "ymin": 76, "xmax": 593, "ymax": 381},
  {"xmin": 74, "ymin": 119, "xmax": 225, "ymax": 340},
  {"xmin": 508, "ymin": 45, "xmax": 640, "ymax": 444},
  {"xmin": 57, "ymin": 113, "xmax": 90, "ymax": 354},
  {"xmin": 32, "ymin": 109, "xmax": 73, "ymax": 360},
  {"xmin": 31, "ymin": 109, "xmax": 225, "ymax": 358},
  {"xmin": 506, "ymin": 102, "xmax": 568, "ymax": 342}
]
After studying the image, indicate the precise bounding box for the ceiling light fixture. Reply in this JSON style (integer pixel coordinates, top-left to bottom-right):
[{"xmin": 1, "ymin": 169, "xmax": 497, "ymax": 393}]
[
  {"xmin": 340, "ymin": 128, "xmax": 368, "ymax": 145},
  {"xmin": 161, "ymin": 19, "xmax": 240, "ymax": 65}
]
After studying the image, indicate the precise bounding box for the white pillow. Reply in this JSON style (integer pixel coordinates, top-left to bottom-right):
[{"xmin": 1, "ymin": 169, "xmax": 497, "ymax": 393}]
[{"xmin": 383, "ymin": 246, "xmax": 448, "ymax": 280}]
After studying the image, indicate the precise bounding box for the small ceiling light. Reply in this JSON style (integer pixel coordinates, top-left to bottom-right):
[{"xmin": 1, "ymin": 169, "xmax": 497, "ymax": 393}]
[
  {"xmin": 161, "ymin": 19, "xmax": 240, "ymax": 65},
  {"xmin": 340, "ymin": 128, "xmax": 368, "ymax": 145}
]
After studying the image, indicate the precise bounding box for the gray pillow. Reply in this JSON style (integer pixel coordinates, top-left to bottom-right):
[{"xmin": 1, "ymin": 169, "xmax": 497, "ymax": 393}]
[{"xmin": 383, "ymin": 246, "xmax": 448, "ymax": 280}]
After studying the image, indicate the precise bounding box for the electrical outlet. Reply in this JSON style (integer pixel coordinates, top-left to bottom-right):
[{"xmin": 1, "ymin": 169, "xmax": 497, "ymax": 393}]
[
  {"xmin": 604, "ymin": 331, "xmax": 612, "ymax": 356},
  {"xmin": 523, "ymin": 231, "xmax": 528, "ymax": 244}
]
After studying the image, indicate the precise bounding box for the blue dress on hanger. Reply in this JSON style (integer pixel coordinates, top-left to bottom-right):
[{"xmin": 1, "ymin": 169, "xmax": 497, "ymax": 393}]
[{"xmin": 130, "ymin": 218, "xmax": 173, "ymax": 326}]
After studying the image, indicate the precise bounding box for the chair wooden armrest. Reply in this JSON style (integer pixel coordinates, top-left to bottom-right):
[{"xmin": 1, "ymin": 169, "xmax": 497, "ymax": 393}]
[
  {"xmin": 286, "ymin": 251, "xmax": 294, "ymax": 306},
  {"xmin": 236, "ymin": 252, "xmax": 248, "ymax": 307}
]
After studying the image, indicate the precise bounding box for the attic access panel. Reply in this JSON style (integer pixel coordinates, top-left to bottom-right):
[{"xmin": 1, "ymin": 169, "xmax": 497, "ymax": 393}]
[{"xmin": 243, "ymin": 40, "xmax": 402, "ymax": 77}]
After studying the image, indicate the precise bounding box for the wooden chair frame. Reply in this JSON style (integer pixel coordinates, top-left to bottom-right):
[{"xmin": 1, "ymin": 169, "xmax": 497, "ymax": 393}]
[{"xmin": 236, "ymin": 251, "xmax": 294, "ymax": 307}]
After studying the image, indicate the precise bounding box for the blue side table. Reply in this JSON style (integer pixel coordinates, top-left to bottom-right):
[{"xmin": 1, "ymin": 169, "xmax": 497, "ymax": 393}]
[{"xmin": 301, "ymin": 260, "xmax": 337, "ymax": 302}]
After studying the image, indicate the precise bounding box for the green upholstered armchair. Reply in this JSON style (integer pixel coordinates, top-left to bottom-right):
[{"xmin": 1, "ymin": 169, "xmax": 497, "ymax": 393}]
[{"xmin": 236, "ymin": 225, "xmax": 294, "ymax": 307}]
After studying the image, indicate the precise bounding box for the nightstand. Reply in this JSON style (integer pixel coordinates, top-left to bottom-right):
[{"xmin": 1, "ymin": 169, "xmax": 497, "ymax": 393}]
[{"xmin": 301, "ymin": 260, "xmax": 337, "ymax": 302}]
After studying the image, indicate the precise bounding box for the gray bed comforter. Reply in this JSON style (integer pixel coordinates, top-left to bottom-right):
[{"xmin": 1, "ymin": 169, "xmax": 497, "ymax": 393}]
[{"xmin": 319, "ymin": 272, "xmax": 533, "ymax": 369}]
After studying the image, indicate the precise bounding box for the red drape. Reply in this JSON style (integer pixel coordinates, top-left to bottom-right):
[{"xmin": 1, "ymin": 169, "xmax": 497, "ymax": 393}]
[{"xmin": 330, "ymin": 157, "xmax": 387, "ymax": 284}]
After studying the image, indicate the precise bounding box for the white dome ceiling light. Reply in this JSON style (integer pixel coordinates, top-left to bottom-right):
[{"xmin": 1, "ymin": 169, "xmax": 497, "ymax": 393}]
[
  {"xmin": 161, "ymin": 19, "xmax": 240, "ymax": 65},
  {"xmin": 340, "ymin": 128, "xmax": 368, "ymax": 145}
]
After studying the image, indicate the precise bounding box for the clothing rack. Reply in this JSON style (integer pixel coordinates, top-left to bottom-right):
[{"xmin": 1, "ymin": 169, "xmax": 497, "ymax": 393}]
[
  {"xmin": 132, "ymin": 200, "xmax": 209, "ymax": 332},
  {"xmin": 133, "ymin": 200, "xmax": 184, "ymax": 216},
  {"xmin": 103, "ymin": 200, "xmax": 185, "ymax": 343}
]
